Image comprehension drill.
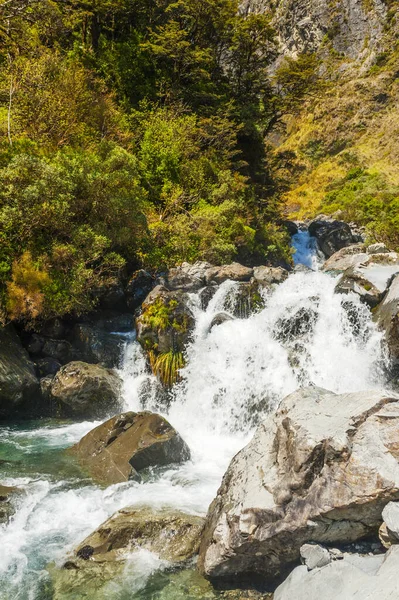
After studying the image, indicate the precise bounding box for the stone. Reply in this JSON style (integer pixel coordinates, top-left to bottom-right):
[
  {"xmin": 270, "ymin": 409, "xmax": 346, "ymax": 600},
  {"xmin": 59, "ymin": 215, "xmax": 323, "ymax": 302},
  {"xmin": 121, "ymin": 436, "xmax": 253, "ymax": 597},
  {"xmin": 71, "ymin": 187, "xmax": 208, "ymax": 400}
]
[
  {"xmin": 38, "ymin": 318, "xmax": 66, "ymax": 340},
  {"xmin": 274, "ymin": 547, "xmax": 399, "ymax": 600},
  {"xmin": 205, "ymin": 263, "xmax": 254, "ymax": 285},
  {"xmin": 209, "ymin": 313, "xmax": 234, "ymax": 331},
  {"xmin": 0, "ymin": 325, "xmax": 40, "ymax": 418},
  {"xmin": 281, "ymin": 220, "xmax": 298, "ymax": 236},
  {"xmin": 253, "ymin": 266, "xmax": 289, "ymax": 286},
  {"xmin": 300, "ymin": 544, "xmax": 331, "ymax": 570},
  {"xmin": 52, "ymin": 509, "xmax": 204, "ymax": 599},
  {"xmin": 375, "ymin": 274, "xmax": 399, "ymax": 366},
  {"xmin": 35, "ymin": 357, "xmax": 62, "ymax": 377},
  {"xmin": 308, "ymin": 219, "xmax": 355, "ymax": 257},
  {"xmin": 379, "ymin": 502, "xmax": 399, "ymax": 548},
  {"xmin": 125, "ymin": 269, "xmax": 154, "ymax": 312},
  {"xmin": 199, "ymin": 387, "xmax": 399, "ymax": 583},
  {"xmin": 322, "ymin": 245, "xmax": 367, "ymax": 273},
  {"xmin": 50, "ymin": 361, "xmax": 122, "ymax": 419},
  {"xmin": 334, "ymin": 253, "xmax": 399, "ymax": 308},
  {"xmin": 136, "ymin": 285, "xmax": 195, "ymax": 355},
  {"xmin": 71, "ymin": 324, "xmax": 125, "ymax": 369},
  {"xmin": 165, "ymin": 262, "xmax": 212, "ymax": 292},
  {"xmin": 97, "ymin": 281, "xmax": 126, "ymax": 312},
  {"xmin": 368, "ymin": 243, "xmax": 390, "ymax": 254},
  {"xmin": 0, "ymin": 484, "xmax": 21, "ymax": 524},
  {"xmin": 69, "ymin": 411, "xmax": 190, "ymax": 485},
  {"xmin": 42, "ymin": 338, "xmax": 75, "ymax": 365},
  {"xmin": 199, "ymin": 285, "xmax": 218, "ymax": 310}
]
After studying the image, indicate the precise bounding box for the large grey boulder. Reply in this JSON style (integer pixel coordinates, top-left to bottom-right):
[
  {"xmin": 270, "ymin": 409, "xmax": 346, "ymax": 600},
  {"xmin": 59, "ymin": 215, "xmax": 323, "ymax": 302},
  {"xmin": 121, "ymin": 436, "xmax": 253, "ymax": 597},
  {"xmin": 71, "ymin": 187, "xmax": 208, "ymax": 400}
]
[
  {"xmin": 165, "ymin": 261, "xmax": 213, "ymax": 292},
  {"xmin": 335, "ymin": 253, "xmax": 399, "ymax": 307},
  {"xmin": 0, "ymin": 325, "xmax": 40, "ymax": 418},
  {"xmin": 50, "ymin": 361, "xmax": 122, "ymax": 419},
  {"xmin": 322, "ymin": 245, "xmax": 367, "ymax": 272},
  {"xmin": 308, "ymin": 219, "xmax": 356, "ymax": 258},
  {"xmin": 205, "ymin": 263, "xmax": 253, "ymax": 285},
  {"xmin": 199, "ymin": 387, "xmax": 399, "ymax": 583},
  {"xmin": 274, "ymin": 547, "xmax": 399, "ymax": 600},
  {"xmin": 253, "ymin": 266, "xmax": 289, "ymax": 286},
  {"xmin": 375, "ymin": 274, "xmax": 399, "ymax": 365},
  {"xmin": 69, "ymin": 411, "xmax": 190, "ymax": 485}
]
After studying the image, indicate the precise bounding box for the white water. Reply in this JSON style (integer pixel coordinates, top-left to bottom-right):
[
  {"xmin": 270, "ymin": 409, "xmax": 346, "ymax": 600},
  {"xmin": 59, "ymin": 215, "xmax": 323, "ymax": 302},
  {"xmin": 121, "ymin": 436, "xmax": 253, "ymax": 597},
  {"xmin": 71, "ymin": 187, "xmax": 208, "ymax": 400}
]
[{"xmin": 0, "ymin": 232, "xmax": 390, "ymax": 598}]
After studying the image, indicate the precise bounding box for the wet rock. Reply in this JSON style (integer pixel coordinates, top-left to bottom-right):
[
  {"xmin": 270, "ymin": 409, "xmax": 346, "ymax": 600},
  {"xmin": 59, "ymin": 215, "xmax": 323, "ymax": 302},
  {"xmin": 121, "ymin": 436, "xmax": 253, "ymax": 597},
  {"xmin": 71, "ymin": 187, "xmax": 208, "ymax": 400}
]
[
  {"xmin": 308, "ymin": 219, "xmax": 356, "ymax": 257},
  {"xmin": 209, "ymin": 313, "xmax": 234, "ymax": 331},
  {"xmin": 281, "ymin": 220, "xmax": 298, "ymax": 236},
  {"xmin": 91, "ymin": 312, "xmax": 134, "ymax": 333},
  {"xmin": 368, "ymin": 243, "xmax": 390, "ymax": 254},
  {"xmin": 375, "ymin": 274, "xmax": 399, "ymax": 366},
  {"xmin": 253, "ymin": 266, "xmax": 289, "ymax": 286},
  {"xmin": 322, "ymin": 244, "xmax": 367, "ymax": 272},
  {"xmin": 165, "ymin": 262, "xmax": 212, "ymax": 292},
  {"xmin": 222, "ymin": 282, "xmax": 265, "ymax": 318},
  {"xmin": 205, "ymin": 263, "xmax": 253, "ymax": 285},
  {"xmin": 97, "ymin": 281, "xmax": 126, "ymax": 312},
  {"xmin": 69, "ymin": 411, "xmax": 190, "ymax": 485},
  {"xmin": 50, "ymin": 361, "xmax": 122, "ymax": 420},
  {"xmin": 52, "ymin": 510, "xmax": 204, "ymax": 599},
  {"xmin": 26, "ymin": 333, "xmax": 45, "ymax": 355},
  {"xmin": 125, "ymin": 269, "xmax": 154, "ymax": 312},
  {"xmin": 0, "ymin": 325, "xmax": 40, "ymax": 418},
  {"xmin": 75, "ymin": 508, "xmax": 204, "ymax": 562},
  {"xmin": 199, "ymin": 387, "xmax": 399, "ymax": 583},
  {"xmin": 199, "ymin": 285, "xmax": 218, "ymax": 310},
  {"xmin": 300, "ymin": 544, "xmax": 331, "ymax": 570},
  {"xmin": 0, "ymin": 484, "xmax": 21, "ymax": 524},
  {"xmin": 40, "ymin": 375, "xmax": 54, "ymax": 405},
  {"xmin": 42, "ymin": 338, "xmax": 75, "ymax": 365},
  {"xmin": 136, "ymin": 285, "xmax": 195, "ymax": 355},
  {"xmin": 38, "ymin": 318, "xmax": 66, "ymax": 340},
  {"xmin": 335, "ymin": 253, "xmax": 399, "ymax": 307},
  {"xmin": 35, "ymin": 357, "xmax": 62, "ymax": 377},
  {"xmin": 71, "ymin": 324, "xmax": 125, "ymax": 369},
  {"xmin": 274, "ymin": 548, "xmax": 397, "ymax": 600}
]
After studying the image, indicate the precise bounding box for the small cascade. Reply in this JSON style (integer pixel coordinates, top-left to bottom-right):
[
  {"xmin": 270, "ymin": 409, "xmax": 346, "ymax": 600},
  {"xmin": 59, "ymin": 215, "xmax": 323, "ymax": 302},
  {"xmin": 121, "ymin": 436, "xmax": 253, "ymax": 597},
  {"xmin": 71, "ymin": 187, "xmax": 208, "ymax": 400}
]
[{"xmin": 292, "ymin": 228, "xmax": 323, "ymax": 270}]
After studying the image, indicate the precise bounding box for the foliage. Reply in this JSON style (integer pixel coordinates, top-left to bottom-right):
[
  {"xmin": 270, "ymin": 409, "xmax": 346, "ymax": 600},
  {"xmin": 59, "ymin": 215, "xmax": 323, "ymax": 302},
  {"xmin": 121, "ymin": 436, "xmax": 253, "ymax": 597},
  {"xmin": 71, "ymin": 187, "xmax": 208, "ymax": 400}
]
[
  {"xmin": 321, "ymin": 169, "xmax": 399, "ymax": 249},
  {"xmin": 148, "ymin": 349, "xmax": 185, "ymax": 388},
  {"xmin": 274, "ymin": 54, "xmax": 320, "ymax": 113},
  {"xmin": 0, "ymin": 0, "xmax": 292, "ymax": 324}
]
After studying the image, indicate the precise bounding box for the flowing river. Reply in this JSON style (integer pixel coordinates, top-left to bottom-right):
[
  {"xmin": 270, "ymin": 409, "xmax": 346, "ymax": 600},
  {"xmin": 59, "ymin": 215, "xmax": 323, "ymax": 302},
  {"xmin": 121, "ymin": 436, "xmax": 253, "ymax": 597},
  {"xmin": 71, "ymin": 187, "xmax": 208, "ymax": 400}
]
[{"xmin": 0, "ymin": 232, "xmax": 390, "ymax": 599}]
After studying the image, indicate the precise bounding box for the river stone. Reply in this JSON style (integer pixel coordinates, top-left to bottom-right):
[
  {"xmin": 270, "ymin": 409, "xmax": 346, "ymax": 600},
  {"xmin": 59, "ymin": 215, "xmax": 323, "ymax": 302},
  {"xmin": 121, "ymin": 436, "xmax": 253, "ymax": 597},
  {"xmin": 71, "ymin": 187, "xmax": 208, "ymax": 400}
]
[
  {"xmin": 368, "ymin": 243, "xmax": 390, "ymax": 254},
  {"xmin": 199, "ymin": 387, "xmax": 399, "ymax": 583},
  {"xmin": 274, "ymin": 548, "xmax": 398, "ymax": 600},
  {"xmin": 205, "ymin": 263, "xmax": 253, "ymax": 285},
  {"xmin": 379, "ymin": 502, "xmax": 399, "ymax": 548},
  {"xmin": 50, "ymin": 361, "xmax": 122, "ymax": 419},
  {"xmin": 375, "ymin": 274, "xmax": 399, "ymax": 365},
  {"xmin": 69, "ymin": 411, "xmax": 191, "ymax": 485},
  {"xmin": 308, "ymin": 219, "xmax": 356, "ymax": 257},
  {"xmin": 209, "ymin": 313, "xmax": 234, "ymax": 331},
  {"xmin": 322, "ymin": 244, "xmax": 367, "ymax": 272},
  {"xmin": 300, "ymin": 544, "xmax": 331, "ymax": 571},
  {"xmin": 0, "ymin": 484, "xmax": 21, "ymax": 524},
  {"xmin": 335, "ymin": 253, "xmax": 399, "ymax": 307},
  {"xmin": 0, "ymin": 325, "xmax": 40, "ymax": 418},
  {"xmin": 253, "ymin": 266, "xmax": 289, "ymax": 286}
]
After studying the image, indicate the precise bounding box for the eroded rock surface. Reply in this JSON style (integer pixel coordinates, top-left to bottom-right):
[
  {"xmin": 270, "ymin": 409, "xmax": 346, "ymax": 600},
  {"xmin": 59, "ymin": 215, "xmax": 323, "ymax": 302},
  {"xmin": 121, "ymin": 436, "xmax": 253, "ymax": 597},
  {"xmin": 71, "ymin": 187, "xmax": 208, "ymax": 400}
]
[
  {"xmin": 50, "ymin": 361, "xmax": 122, "ymax": 419},
  {"xmin": 199, "ymin": 387, "xmax": 399, "ymax": 583},
  {"xmin": 308, "ymin": 219, "xmax": 357, "ymax": 258},
  {"xmin": 69, "ymin": 411, "xmax": 190, "ymax": 485}
]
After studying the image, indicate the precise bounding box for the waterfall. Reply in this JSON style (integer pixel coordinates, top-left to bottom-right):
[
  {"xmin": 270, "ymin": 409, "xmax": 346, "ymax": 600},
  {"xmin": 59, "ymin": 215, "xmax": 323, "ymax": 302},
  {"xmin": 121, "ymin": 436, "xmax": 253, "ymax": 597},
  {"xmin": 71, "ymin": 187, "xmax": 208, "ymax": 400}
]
[{"xmin": 0, "ymin": 234, "xmax": 391, "ymax": 598}]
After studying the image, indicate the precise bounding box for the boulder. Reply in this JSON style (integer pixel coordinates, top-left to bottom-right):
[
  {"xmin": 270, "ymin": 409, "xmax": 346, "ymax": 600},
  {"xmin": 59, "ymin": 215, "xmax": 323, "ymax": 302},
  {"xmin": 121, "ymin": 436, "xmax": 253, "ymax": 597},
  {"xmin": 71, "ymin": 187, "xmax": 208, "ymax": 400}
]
[
  {"xmin": 136, "ymin": 285, "xmax": 195, "ymax": 355},
  {"xmin": 125, "ymin": 269, "xmax": 154, "ymax": 311},
  {"xmin": 97, "ymin": 281, "xmax": 126, "ymax": 312},
  {"xmin": 274, "ymin": 547, "xmax": 399, "ymax": 600},
  {"xmin": 334, "ymin": 254, "xmax": 399, "ymax": 307},
  {"xmin": 42, "ymin": 338, "xmax": 75, "ymax": 364},
  {"xmin": 199, "ymin": 387, "xmax": 399, "ymax": 583},
  {"xmin": 300, "ymin": 544, "xmax": 331, "ymax": 571},
  {"xmin": 322, "ymin": 244, "xmax": 368, "ymax": 272},
  {"xmin": 71, "ymin": 324, "xmax": 125, "ymax": 369},
  {"xmin": 379, "ymin": 502, "xmax": 399, "ymax": 548},
  {"xmin": 35, "ymin": 357, "xmax": 61, "ymax": 377},
  {"xmin": 222, "ymin": 282, "xmax": 264, "ymax": 319},
  {"xmin": 0, "ymin": 484, "xmax": 21, "ymax": 524},
  {"xmin": 52, "ymin": 509, "xmax": 204, "ymax": 598},
  {"xmin": 50, "ymin": 361, "xmax": 122, "ymax": 419},
  {"xmin": 281, "ymin": 220, "xmax": 299, "ymax": 236},
  {"xmin": 69, "ymin": 411, "xmax": 190, "ymax": 485},
  {"xmin": 368, "ymin": 243, "xmax": 390, "ymax": 254},
  {"xmin": 0, "ymin": 325, "xmax": 40, "ymax": 418},
  {"xmin": 209, "ymin": 313, "xmax": 234, "ymax": 331},
  {"xmin": 199, "ymin": 285, "xmax": 218, "ymax": 310},
  {"xmin": 205, "ymin": 263, "xmax": 254, "ymax": 285},
  {"xmin": 375, "ymin": 274, "xmax": 399, "ymax": 365},
  {"xmin": 308, "ymin": 219, "xmax": 356, "ymax": 257},
  {"xmin": 165, "ymin": 261, "xmax": 212, "ymax": 292},
  {"xmin": 253, "ymin": 266, "xmax": 289, "ymax": 286}
]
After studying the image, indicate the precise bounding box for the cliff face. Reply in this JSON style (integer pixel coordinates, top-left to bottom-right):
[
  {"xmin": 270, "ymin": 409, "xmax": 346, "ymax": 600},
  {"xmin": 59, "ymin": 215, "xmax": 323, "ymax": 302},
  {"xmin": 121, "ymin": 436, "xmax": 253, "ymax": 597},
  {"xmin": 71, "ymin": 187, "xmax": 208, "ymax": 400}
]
[{"xmin": 241, "ymin": 0, "xmax": 388, "ymax": 66}]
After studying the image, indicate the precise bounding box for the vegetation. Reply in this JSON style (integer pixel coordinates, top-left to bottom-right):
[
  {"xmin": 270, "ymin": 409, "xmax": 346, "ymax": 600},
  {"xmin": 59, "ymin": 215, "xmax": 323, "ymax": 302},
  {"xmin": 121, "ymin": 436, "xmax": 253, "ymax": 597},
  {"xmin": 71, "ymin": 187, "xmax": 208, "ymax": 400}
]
[
  {"xmin": 149, "ymin": 349, "xmax": 185, "ymax": 388},
  {"xmin": 0, "ymin": 0, "xmax": 293, "ymax": 324}
]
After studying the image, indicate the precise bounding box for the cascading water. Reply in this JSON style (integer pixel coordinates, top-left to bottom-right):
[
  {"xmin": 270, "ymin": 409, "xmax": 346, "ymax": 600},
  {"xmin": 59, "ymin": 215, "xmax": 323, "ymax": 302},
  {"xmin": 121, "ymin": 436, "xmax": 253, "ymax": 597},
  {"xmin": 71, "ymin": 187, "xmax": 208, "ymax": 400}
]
[{"xmin": 0, "ymin": 232, "xmax": 391, "ymax": 599}]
